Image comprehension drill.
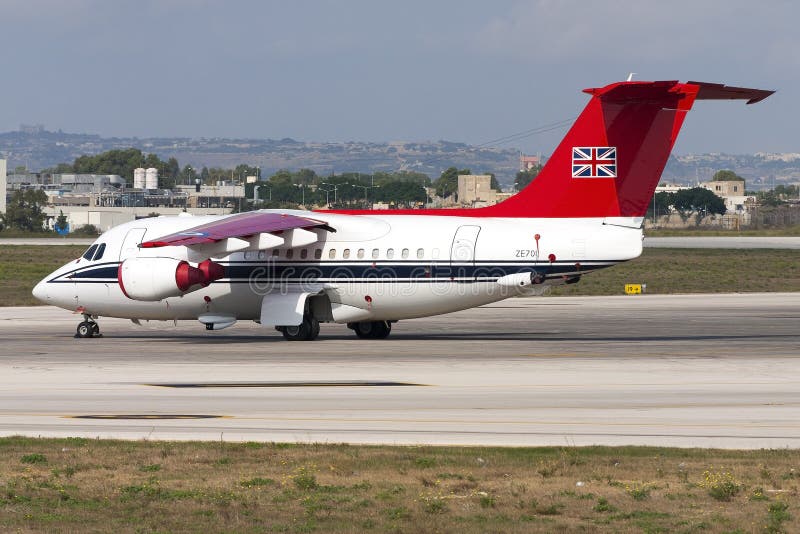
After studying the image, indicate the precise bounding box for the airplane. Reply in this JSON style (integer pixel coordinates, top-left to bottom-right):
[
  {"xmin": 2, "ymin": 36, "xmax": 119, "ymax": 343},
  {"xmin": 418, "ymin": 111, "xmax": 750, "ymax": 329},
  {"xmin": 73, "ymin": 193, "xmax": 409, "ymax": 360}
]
[{"xmin": 32, "ymin": 80, "xmax": 773, "ymax": 341}]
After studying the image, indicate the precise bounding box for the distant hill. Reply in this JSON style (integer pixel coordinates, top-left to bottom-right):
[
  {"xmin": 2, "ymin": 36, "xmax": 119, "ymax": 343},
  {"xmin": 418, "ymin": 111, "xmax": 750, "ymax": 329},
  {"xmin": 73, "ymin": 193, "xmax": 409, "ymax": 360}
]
[
  {"xmin": 2, "ymin": 127, "xmax": 798, "ymax": 190},
  {"xmin": 0, "ymin": 129, "xmax": 522, "ymax": 186}
]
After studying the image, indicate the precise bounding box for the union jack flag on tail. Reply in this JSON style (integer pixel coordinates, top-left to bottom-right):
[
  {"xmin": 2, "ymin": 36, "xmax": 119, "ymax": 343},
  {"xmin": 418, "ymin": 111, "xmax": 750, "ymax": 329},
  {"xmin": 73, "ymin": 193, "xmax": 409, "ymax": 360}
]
[{"xmin": 571, "ymin": 147, "xmax": 617, "ymax": 178}]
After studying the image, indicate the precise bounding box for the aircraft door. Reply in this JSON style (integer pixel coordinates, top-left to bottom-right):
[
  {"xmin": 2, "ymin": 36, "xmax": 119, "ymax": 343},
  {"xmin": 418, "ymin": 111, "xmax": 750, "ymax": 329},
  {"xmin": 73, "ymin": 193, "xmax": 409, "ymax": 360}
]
[
  {"xmin": 119, "ymin": 228, "xmax": 147, "ymax": 260},
  {"xmin": 450, "ymin": 225, "xmax": 480, "ymax": 279}
]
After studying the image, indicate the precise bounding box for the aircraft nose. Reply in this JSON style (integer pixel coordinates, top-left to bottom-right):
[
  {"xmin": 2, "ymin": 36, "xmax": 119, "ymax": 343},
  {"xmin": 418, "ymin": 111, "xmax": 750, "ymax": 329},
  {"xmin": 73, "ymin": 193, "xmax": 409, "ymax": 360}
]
[{"xmin": 32, "ymin": 280, "xmax": 49, "ymax": 302}]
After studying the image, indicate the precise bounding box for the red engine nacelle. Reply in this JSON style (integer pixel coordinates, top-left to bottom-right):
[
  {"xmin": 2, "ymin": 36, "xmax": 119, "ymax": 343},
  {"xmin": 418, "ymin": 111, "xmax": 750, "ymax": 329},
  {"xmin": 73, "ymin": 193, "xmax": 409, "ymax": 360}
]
[{"xmin": 118, "ymin": 257, "xmax": 225, "ymax": 301}]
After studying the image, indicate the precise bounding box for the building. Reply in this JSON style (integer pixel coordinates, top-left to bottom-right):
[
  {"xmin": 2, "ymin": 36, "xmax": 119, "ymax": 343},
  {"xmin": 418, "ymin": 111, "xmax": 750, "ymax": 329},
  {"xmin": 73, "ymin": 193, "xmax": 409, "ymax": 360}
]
[
  {"xmin": 57, "ymin": 174, "xmax": 126, "ymax": 194},
  {"xmin": 520, "ymin": 154, "xmax": 540, "ymax": 171},
  {"xmin": 700, "ymin": 179, "xmax": 752, "ymax": 213},
  {"xmin": 458, "ymin": 174, "xmax": 496, "ymax": 206},
  {"xmin": 42, "ymin": 206, "xmax": 231, "ymax": 233},
  {"xmin": 654, "ymin": 183, "xmax": 690, "ymax": 194}
]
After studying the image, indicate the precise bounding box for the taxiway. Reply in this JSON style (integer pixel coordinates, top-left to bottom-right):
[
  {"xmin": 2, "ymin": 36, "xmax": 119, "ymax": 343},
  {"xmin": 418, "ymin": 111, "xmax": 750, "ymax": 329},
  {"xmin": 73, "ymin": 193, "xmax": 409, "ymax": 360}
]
[{"xmin": 1, "ymin": 293, "xmax": 798, "ymax": 449}]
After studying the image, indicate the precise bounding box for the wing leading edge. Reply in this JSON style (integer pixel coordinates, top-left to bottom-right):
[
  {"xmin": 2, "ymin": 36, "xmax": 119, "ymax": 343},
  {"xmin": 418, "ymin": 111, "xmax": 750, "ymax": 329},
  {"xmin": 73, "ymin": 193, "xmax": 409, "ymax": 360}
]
[{"xmin": 141, "ymin": 211, "xmax": 332, "ymax": 248}]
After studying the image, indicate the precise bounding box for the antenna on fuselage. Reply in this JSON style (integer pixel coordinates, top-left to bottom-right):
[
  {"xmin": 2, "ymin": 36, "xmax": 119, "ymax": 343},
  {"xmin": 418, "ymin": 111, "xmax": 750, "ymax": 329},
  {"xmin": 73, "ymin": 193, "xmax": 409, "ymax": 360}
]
[{"xmin": 626, "ymin": 72, "xmax": 636, "ymax": 82}]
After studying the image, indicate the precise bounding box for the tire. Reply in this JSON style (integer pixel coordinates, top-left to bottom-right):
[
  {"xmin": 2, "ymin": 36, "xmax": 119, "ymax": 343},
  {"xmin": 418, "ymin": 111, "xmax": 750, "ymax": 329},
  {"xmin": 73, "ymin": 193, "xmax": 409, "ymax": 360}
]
[
  {"xmin": 353, "ymin": 321, "xmax": 391, "ymax": 340},
  {"xmin": 76, "ymin": 321, "xmax": 94, "ymax": 338},
  {"xmin": 308, "ymin": 317, "xmax": 320, "ymax": 340},
  {"xmin": 281, "ymin": 316, "xmax": 319, "ymax": 341},
  {"xmin": 91, "ymin": 322, "xmax": 100, "ymax": 335},
  {"xmin": 353, "ymin": 321, "xmax": 373, "ymax": 339},
  {"xmin": 370, "ymin": 320, "xmax": 391, "ymax": 339}
]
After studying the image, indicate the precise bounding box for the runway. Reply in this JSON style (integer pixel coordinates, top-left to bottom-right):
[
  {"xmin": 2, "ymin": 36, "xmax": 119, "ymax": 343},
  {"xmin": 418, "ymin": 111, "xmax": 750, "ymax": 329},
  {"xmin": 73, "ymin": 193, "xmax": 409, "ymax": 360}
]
[
  {"xmin": 1, "ymin": 293, "xmax": 798, "ymax": 449},
  {"xmin": 644, "ymin": 236, "xmax": 800, "ymax": 249}
]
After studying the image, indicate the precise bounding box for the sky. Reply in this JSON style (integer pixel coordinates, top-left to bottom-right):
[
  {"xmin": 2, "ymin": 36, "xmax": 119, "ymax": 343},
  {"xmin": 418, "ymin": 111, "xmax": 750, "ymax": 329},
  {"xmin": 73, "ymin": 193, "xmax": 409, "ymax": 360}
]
[{"xmin": 1, "ymin": 0, "xmax": 795, "ymax": 155}]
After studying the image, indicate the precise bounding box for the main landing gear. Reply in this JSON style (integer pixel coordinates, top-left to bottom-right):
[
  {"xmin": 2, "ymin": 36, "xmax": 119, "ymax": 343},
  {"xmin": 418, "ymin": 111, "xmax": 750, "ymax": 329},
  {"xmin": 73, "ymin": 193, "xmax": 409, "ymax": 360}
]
[
  {"xmin": 277, "ymin": 314, "xmax": 320, "ymax": 341},
  {"xmin": 75, "ymin": 315, "xmax": 101, "ymax": 338},
  {"xmin": 348, "ymin": 321, "xmax": 392, "ymax": 340}
]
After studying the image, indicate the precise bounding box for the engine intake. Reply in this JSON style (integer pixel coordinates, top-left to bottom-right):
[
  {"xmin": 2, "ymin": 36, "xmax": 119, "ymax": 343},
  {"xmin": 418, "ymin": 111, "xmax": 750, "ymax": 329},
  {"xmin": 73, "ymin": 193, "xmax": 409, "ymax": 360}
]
[{"xmin": 118, "ymin": 257, "xmax": 224, "ymax": 301}]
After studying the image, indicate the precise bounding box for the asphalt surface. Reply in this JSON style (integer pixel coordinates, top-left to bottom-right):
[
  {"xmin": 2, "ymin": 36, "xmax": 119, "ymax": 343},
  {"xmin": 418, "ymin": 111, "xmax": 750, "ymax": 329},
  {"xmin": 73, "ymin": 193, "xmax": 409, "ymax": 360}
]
[
  {"xmin": 643, "ymin": 236, "xmax": 800, "ymax": 249},
  {"xmin": 1, "ymin": 293, "xmax": 798, "ymax": 448}
]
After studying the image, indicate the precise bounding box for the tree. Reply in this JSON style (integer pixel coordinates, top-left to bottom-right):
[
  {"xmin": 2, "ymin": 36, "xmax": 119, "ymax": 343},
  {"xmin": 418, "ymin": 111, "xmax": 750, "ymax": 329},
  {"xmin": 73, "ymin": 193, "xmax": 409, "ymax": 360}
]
[
  {"xmin": 672, "ymin": 187, "xmax": 726, "ymax": 215},
  {"xmin": 646, "ymin": 191, "xmax": 674, "ymax": 218},
  {"xmin": 514, "ymin": 165, "xmax": 542, "ymax": 190},
  {"xmin": 374, "ymin": 181, "xmax": 427, "ymax": 207},
  {"xmin": 55, "ymin": 210, "xmax": 69, "ymax": 233},
  {"xmin": 178, "ymin": 165, "xmax": 198, "ymax": 185},
  {"xmin": 1, "ymin": 190, "xmax": 49, "ymax": 232},
  {"xmin": 434, "ymin": 167, "xmax": 470, "ymax": 198}
]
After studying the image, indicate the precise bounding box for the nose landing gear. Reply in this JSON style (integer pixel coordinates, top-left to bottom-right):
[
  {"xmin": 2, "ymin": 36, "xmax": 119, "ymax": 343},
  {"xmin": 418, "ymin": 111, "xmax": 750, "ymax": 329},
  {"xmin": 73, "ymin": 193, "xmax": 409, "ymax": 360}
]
[{"xmin": 75, "ymin": 315, "xmax": 101, "ymax": 338}]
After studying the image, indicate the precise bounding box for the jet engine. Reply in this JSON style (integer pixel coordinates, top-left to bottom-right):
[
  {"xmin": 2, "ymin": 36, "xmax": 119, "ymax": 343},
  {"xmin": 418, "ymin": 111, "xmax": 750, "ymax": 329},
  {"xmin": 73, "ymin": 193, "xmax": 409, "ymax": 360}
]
[{"xmin": 117, "ymin": 257, "xmax": 224, "ymax": 301}]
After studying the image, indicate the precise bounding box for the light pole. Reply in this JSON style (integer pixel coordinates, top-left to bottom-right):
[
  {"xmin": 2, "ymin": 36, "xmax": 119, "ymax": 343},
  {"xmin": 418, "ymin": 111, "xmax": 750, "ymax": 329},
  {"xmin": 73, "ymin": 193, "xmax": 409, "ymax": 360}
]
[
  {"xmin": 347, "ymin": 182, "xmax": 379, "ymax": 208},
  {"xmin": 295, "ymin": 183, "xmax": 306, "ymax": 207},
  {"xmin": 254, "ymin": 184, "xmax": 271, "ymax": 203},
  {"xmin": 320, "ymin": 183, "xmax": 338, "ymax": 207}
]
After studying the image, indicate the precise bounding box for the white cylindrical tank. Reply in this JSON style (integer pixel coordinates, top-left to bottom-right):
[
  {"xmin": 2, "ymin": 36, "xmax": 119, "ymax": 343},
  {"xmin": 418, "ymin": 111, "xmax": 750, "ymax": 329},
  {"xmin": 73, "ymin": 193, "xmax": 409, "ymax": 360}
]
[
  {"xmin": 145, "ymin": 167, "xmax": 159, "ymax": 190},
  {"xmin": 133, "ymin": 168, "xmax": 146, "ymax": 189}
]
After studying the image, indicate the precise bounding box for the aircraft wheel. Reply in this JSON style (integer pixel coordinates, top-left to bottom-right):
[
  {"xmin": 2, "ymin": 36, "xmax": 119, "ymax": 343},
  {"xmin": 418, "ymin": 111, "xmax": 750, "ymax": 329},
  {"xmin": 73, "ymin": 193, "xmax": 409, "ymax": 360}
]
[
  {"xmin": 281, "ymin": 316, "xmax": 319, "ymax": 341},
  {"xmin": 352, "ymin": 321, "xmax": 391, "ymax": 339},
  {"xmin": 76, "ymin": 321, "xmax": 94, "ymax": 338},
  {"xmin": 91, "ymin": 322, "xmax": 101, "ymax": 336},
  {"xmin": 370, "ymin": 320, "xmax": 391, "ymax": 339}
]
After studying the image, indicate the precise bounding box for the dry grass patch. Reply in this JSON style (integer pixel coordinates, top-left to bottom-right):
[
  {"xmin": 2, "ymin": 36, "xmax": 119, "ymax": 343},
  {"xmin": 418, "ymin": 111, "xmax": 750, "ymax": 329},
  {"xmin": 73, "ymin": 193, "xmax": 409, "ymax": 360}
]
[
  {"xmin": 0, "ymin": 437, "xmax": 798, "ymax": 533},
  {"xmin": 551, "ymin": 248, "xmax": 800, "ymax": 296},
  {"xmin": 0, "ymin": 245, "xmax": 85, "ymax": 306}
]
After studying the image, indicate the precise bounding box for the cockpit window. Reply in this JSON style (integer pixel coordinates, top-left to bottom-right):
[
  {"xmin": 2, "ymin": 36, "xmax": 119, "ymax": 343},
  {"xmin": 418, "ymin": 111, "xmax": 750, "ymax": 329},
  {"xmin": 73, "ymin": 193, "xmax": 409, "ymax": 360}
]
[
  {"xmin": 82, "ymin": 245, "xmax": 98, "ymax": 260},
  {"xmin": 93, "ymin": 243, "xmax": 106, "ymax": 261}
]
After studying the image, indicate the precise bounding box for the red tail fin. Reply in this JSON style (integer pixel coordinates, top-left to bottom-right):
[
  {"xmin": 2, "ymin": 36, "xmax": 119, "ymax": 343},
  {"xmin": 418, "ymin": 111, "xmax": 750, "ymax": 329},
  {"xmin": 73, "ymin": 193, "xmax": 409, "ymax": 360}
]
[{"xmin": 482, "ymin": 80, "xmax": 773, "ymax": 218}]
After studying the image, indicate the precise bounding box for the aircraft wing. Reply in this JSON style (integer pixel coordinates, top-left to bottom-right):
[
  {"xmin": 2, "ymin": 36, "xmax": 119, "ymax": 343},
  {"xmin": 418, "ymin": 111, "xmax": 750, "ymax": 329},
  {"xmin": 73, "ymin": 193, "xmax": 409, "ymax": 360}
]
[{"xmin": 140, "ymin": 211, "xmax": 332, "ymax": 258}]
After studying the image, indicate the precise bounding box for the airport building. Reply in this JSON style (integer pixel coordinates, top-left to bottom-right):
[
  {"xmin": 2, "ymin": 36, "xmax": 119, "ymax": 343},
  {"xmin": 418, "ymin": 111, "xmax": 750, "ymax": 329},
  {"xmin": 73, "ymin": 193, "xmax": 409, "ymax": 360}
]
[
  {"xmin": 520, "ymin": 154, "xmax": 540, "ymax": 171},
  {"xmin": 457, "ymin": 174, "xmax": 496, "ymax": 207},
  {"xmin": 700, "ymin": 179, "xmax": 753, "ymax": 213}
]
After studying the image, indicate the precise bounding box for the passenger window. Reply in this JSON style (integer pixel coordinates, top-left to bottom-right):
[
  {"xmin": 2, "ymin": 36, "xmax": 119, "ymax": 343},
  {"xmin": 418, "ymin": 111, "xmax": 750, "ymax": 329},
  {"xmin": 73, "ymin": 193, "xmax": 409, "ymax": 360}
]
[
  {"xmin": 329, "ymin": 249, "xmax": 336, "ymax": 259},
  {"xmin": 272, "ymin": 249, "xmax": 280, "ymax": 257},
  {"xmin": 82, "ymin": 244, "xmax": 98, "ymax": 260},
  {"xmin": 258, "ymin": 251, "xmax": 267, "ymax": 260},
  {"xmin": 343, "ymin": 248, "xmax": 351, "ymax": 259},
  {"xmin": 357, "ymin": 248, "xmax": 365, "ymax": 259},
  {"xmin": 314, "ymin": 249, "xmax": 322, "ymax": 259},
  {"xmin": 417, "ymin": 248, "xmax": 424, "ymax": 259},
  {"xmin": 372, "ymin": 248, "xmax": 379, "ymax": 259},
  {"xmin": 285, "ymin": 249, "xmax": 294, "ymax": 259},
  {"xmin": 93, "ymin": 243, "xmax": 106, "ymax": 261},
  {"xmin": 300, "ymin": 249, "xmax": 308, "ymax": 259},
  {"xmin": 387, "ymin": 248, "xmax": 395, "ymax": 259},
  {"xmin": 401, "ymin": 248, "xmax": 409, "ymax": 259}
]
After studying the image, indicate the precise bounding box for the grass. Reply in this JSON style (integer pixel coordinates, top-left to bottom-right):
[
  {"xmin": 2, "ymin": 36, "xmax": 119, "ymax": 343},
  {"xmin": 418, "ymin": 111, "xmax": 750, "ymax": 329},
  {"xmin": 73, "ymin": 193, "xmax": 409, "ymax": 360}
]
[
  {"xmin": 0, "ymin": 437, "xmax": 797, "ymax": 533},
  {"xmin": 0, "ymin": 246, "xmax": 798, "ymax": 306},
  {"xmin": 551, "ymin": 247, "xmax": 800, "ymax": 296},
  {"xmin": 0, "ymin": 245, "xmax": 85, "ymax": 306}
]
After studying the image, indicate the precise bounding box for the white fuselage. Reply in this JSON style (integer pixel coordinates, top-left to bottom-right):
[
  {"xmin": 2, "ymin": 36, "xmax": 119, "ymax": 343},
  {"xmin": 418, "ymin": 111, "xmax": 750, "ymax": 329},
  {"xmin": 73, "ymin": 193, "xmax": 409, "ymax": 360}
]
[{"xmin": 34, "ymin": 210, "xmax": 643, "ymax": 324}]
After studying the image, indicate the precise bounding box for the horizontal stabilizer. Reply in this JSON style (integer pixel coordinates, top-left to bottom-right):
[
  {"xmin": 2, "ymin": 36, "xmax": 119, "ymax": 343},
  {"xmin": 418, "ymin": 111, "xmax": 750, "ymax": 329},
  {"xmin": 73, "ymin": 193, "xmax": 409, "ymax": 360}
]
[{"xmin": 687, "ymin": 81, "xmax": 775, "ymax": 105}]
